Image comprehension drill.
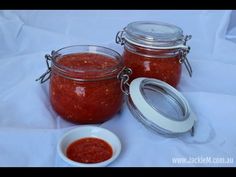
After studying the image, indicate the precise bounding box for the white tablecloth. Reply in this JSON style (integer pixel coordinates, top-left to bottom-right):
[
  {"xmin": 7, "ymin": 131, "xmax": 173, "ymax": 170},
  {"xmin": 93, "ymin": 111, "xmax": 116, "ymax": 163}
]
[{"xmin": 0, "ymin": 10, "xmax": 236, "ymax": 167}]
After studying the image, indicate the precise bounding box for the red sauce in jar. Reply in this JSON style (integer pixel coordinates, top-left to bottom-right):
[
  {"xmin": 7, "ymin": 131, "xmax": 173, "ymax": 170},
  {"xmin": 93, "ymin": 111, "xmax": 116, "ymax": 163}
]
[
  {"xmin": 50, "ymin": 53, "xmax": 123, "ymax": 124},
  {"xmin": 66, "ymin": 137, "xmax": 113, "ymax": 163},
  {"xmin": 123, "ymin": 46, "xmax": 181, "ymax": 87}
]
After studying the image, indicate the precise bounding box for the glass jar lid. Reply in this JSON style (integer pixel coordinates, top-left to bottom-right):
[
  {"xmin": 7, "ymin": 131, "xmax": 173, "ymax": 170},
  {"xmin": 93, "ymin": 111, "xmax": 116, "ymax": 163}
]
[
  {"xmin": 123, "ymin": 21, "xmax": 185, "ymax": 48},
  {"xmin": 126, "ymin": 77, "xmax": 196, "ymax": 136}
]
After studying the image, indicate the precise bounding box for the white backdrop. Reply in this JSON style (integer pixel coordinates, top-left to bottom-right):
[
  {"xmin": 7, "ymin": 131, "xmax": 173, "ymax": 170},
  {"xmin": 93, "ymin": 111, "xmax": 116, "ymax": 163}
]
[{"xmin": 0, "ymin": 10, "xmax": 236, "ymax": 167}]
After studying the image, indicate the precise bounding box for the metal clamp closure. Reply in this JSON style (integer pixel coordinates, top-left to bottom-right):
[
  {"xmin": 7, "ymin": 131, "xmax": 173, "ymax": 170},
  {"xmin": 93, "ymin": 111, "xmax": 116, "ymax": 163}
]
[
  {"xmin": 35, "ymin": 50, "xmax": 57, "ymax": 83},
  {"xmin": 115, "ymin": 30, "xmax": 125, "ymax": 45},
  {"xmin": 178, "ymin": 46, "xmax": 192, "ymax": 77},
  {"xmin": 117, "ymin": 67, "xmax": 132, "ymax": 95},
  {"xmin": 178, "ymin": 35, "xmax": 192, "ymax": 77}
]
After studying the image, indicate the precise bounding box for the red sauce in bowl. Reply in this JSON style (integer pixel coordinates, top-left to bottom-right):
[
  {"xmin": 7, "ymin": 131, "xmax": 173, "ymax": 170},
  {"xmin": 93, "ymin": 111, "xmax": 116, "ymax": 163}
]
[
  {"xmin": 66, "ymin": 137, "xmax": 113, "ymax": 163},
  {"xmin": 49, "ymin": 53, "xmax": 123, "ymax": 124}
]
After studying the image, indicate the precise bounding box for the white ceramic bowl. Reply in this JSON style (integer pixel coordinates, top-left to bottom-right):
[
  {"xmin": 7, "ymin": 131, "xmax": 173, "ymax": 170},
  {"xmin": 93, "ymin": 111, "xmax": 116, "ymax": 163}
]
[{"xmin": 57, "ymin": 126, "xmax": 121, "ymax": 167}]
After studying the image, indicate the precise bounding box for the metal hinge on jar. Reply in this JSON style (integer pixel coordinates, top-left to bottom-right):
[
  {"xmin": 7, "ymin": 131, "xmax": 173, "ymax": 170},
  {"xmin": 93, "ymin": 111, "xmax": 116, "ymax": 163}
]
[
  {"xmin": 36, "ymin": 50, "xmax": 58, "ymax": 83},
  {"xmin": 117, "ymin": 67, "xmax": 132, "ymax": 95},
  {"xmin": 179, "ymin": 47, "xmax": 192, "ymax": 77},
  {"xmin": 178, "ymin": 35, "xmax": 193, "ymax": 77},
  {"xmin": 115, "ymin": 30, "xmax": 125, "ymax": 45}
]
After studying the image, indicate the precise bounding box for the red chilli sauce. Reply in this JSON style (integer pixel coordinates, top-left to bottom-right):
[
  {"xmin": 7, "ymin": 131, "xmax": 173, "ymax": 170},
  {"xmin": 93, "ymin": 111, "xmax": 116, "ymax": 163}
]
[
  {"xmin": 49, "ymin": 53, "xmax": 123, "ymax": 124},
  {"xmin": 123, "ymin": 45, "xmax": 181, "ymax": 87},
  {"xmin": 66, "ymin": 137, "xmax": 113, "ymax": 163}
]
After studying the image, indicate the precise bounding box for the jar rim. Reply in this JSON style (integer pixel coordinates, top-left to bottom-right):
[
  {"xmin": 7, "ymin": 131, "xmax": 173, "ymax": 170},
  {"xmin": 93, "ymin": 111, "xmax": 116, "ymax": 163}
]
[
  {"xmin": 127, "ymin": 77, "xmax": 195, "ymax": 136},
  {"xmin": 51, "ymin": 45, "xmax": 123, "ymax": 75}
]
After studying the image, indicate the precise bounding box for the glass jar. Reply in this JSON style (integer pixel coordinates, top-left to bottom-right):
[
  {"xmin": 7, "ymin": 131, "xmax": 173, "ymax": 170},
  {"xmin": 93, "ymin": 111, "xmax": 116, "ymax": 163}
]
[
  {"xmin": 116, "ymin": 21, "xmax": 193, "ymax": 87},
  {"xmin": 37, "ymin": 45, "xmax": 195, "ymax": 137},
  {"xmin": 37, "ymin": 45, "xmax": 125, "ymax": 124}
]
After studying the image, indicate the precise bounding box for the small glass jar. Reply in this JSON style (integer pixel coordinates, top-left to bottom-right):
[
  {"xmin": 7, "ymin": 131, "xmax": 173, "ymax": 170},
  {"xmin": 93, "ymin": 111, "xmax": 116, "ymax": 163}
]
[
  {"xmin": 116, "ymin": 21, "xmax": 193, "ymax": 87},
  {"xmin": 37, "ymin": 45, "xmax": 125, "ymax": 124}
]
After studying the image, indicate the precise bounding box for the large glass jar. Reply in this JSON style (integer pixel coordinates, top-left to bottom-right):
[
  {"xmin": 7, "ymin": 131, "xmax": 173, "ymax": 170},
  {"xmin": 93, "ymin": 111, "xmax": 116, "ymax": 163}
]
[
  {"xmin": 116, "ymin": 21, "xmax": 193, "ymax": 87},
  {"xmin": 37, "ymin": 45, "xmax": 125, "ymax": 124},
  {"xmin": 37, "ymin": 45, "xmax": 195, "ymax": 136}
]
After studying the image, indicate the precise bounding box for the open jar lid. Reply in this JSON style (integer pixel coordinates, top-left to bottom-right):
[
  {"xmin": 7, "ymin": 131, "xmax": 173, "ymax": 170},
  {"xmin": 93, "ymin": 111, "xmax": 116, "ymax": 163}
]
[
  {"xmin": 122, "ymin": 21, "xmax": 186, "ymax": 48},
  {"xmin": 126, "ymin": 77, "xmax": 196, "ymax": 136}
]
